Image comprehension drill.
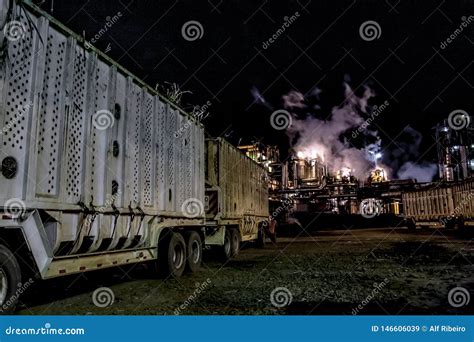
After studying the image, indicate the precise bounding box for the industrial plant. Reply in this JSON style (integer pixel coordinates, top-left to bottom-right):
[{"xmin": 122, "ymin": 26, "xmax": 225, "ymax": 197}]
[{"xmin": 240, "ymin": 114, "xmax": 474, "ymax": 230}]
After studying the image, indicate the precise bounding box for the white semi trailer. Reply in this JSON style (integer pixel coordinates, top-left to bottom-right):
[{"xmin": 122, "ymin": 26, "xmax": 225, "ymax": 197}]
[
  {"xmin": 0, "ymin": 0, "xmax": 267, "ymax": 313},
  {"xmin": 204, "ymin": 138, "xmax": 269, "ymax": 258},
  {"xmin": 402, "ymin": 178, "xmax": 474, "ymax": 230}
]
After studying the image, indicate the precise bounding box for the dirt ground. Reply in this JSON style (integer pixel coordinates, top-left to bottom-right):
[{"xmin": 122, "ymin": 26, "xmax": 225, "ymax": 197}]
[{"xmin": 17, "ymin": 228, "xmax": 474, "ymax": 315}]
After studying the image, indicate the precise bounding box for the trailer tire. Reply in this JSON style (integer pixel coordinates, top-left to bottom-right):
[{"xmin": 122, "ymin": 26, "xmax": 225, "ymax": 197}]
[
  {"xmin": 0, "ymin": 244, "xmax": 22, "ymax": 314},
  {"xmin": 220, "ymin": 228, "xmax": 232, "ymax": 261},
  {"xmin": 158, "ymin": 232, "xmax": 186, "ymax": 278},
  {"xmin": 230, "ymin": 228, "xmax": 240, "ymax": 258},
  {"xmin": 184, "ymin": 231, "xmax": 202, "ymax": 273}
]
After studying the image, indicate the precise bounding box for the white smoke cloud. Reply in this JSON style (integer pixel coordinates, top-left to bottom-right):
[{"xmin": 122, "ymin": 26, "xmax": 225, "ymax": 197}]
[
  {"xmin": 282, "ymin": 90, "xmax": 306, "ymax": 109},
  {"xmin": 397, "ymin": 162, "xmax": 438, "ymax": 183},
  {"xmin": 279, "ymin": 83, "xmax": 437, "ymax": 182},
  {"xmin": 384, "ymin": 125, "xmax": 437, "ymax": 182},
  {"xmin": 284, "ymin": 84, "xmax": 387, "ymax": 179}
]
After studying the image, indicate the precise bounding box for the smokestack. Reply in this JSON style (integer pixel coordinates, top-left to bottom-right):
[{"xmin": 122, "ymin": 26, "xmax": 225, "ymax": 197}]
[{"xmin": 435, "ymin": 115, "xmax": 474, "ymax": 181}]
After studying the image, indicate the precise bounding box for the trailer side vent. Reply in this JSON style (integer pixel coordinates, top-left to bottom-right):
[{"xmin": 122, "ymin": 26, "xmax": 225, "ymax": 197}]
[
  {"xmin": 113, "ymin": 140, "xmax": 119, "ymax": 157},
  {"xmin": 114, "ymin": 103, "xmax": 121, "ymax": 120},
  {"xmin": 1, "ymin": 156, "xmax": 17, "ymax": 179}
]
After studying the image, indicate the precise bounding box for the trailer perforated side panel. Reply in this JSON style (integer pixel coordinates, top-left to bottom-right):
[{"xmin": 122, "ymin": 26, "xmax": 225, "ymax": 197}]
[
  {"xmin": 183, "ymin": 118, "xmax": 192, "ymax": 201},
  {"xmin": 156, "ymin": 100, "xmax": 167, "ymax": 210},
  {"xmin": 125, "ymin": 85, "xmax": 142, "ymax": 207},
  {"xmin": 166, "ymin": 106, "xmax": 176, "ymax": 210},
  {"xmin": 142, "ymin": 95, "xmax": 154, "ymax": 207},
  {"xmin": 0, "ymin": 8, "xmax": 37, "ymax": 199},
  {"xmin": 35, "ymin": 31, "xmax": 66, "ymax": 197},
  {"xmin": 64, "ymin": 46, "xmax": 88, "ymax": 203}
]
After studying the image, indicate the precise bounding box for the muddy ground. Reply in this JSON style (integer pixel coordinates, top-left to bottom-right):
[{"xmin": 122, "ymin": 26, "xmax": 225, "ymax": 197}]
[{"xmin": 17, "ymin": 228, "xmax": 474, "ymax": 315}]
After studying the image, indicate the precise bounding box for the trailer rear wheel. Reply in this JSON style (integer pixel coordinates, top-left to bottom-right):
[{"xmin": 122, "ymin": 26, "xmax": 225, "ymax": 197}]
[
  {"xmin": 158, "ymin": 232, "xmax": 186, "ymax": 278},
  {"xmin": 184, "ymin": 231, "xmax": 202, "ymax": 273},
  {"xmin": 220, "ymin": 228, "xmax": 232, "ymax": 261},
  {"xmin": 230, "ymin": 228, "xmax": 240, "ymax": 258},
  {"xmin": 0, "ymin": 244, "xmax": 22, "ymax": 314}
]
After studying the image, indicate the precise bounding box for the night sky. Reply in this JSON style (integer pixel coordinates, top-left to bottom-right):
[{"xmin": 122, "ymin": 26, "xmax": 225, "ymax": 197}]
[{"xmin": 35, "ymin": 0, "xmax": 473, "ymax": 168}]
